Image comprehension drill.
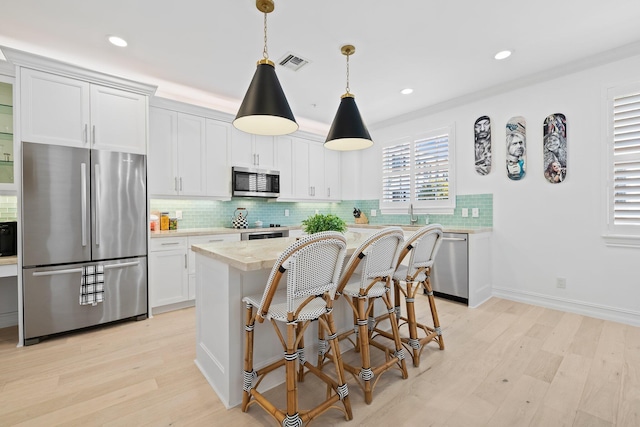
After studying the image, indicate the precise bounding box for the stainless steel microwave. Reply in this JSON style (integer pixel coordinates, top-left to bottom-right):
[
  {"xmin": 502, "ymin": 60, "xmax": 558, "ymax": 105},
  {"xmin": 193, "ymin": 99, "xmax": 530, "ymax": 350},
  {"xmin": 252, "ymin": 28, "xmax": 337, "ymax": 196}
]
[{"xmin": 232, "ymin": 166, "xmax": 280, "ymax": 198}]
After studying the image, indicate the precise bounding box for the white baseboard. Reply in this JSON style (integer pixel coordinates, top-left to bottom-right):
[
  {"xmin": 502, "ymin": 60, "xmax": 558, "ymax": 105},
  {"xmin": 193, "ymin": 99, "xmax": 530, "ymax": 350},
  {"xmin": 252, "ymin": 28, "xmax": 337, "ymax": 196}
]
[
  {"xmin": 492, "ymin": 286, "xmax": 640, "ymax": 327},
  {"xmin": 0, "ymin": 311, "xmax": 18, "ymax": 328}
]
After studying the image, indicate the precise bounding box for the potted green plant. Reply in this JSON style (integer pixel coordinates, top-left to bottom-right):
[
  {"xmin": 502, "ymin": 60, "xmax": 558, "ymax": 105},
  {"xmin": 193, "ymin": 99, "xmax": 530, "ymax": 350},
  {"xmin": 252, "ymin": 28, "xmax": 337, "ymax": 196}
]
[{"xmin": 301, "ymin": 213, "xmax": 347, "ymax": 234}]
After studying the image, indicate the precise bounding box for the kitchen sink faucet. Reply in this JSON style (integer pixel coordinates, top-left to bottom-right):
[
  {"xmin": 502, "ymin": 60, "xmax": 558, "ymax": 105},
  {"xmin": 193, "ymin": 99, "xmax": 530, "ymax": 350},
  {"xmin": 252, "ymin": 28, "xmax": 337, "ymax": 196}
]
[{"xmin": 409, "ymin": 203, "xmax": 418, "ymax": 225}]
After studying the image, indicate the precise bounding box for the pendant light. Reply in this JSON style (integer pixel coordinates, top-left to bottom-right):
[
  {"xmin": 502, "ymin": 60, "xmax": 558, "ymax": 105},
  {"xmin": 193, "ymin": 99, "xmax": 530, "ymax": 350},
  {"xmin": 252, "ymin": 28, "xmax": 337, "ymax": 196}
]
[
  {"xmin": 324, "ymin": 44, "xmax": 373, "ymax": 151},
  {"xmin": 233, "ymin": 0, "xmax": 298, "ymax": 136}
]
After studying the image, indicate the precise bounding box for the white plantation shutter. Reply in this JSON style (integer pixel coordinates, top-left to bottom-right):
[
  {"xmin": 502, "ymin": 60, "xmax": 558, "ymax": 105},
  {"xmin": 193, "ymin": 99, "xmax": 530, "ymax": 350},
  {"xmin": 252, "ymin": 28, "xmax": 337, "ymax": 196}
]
[
  {"xmin": 612, "ymin": 91, "xmax": 640, "ymax": 226},
  {"xmin": 380, "ymin": 125, "xmax": 456, "ymax": 213},
  {"xmin": 414, "ymin": 134, "xmax": 449, "ymax": 201},
  {"xmin": 382, "ymin": 142, "xmax": 411, "ymax": 203}
]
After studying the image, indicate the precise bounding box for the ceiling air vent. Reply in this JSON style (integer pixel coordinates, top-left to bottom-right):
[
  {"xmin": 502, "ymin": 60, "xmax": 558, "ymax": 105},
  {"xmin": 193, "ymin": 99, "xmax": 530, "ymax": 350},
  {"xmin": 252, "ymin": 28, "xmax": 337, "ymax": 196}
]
[{"xmin": 277, "ymin": 52, "xmax": 310, "ymax": 71}]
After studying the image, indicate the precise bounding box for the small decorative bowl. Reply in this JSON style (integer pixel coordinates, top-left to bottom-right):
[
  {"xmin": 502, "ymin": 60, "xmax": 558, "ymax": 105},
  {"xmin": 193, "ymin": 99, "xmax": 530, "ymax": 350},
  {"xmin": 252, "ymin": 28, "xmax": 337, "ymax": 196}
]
[{"xmin": 254, "ymin": 221, "xmax": 263, "ymax": 228}]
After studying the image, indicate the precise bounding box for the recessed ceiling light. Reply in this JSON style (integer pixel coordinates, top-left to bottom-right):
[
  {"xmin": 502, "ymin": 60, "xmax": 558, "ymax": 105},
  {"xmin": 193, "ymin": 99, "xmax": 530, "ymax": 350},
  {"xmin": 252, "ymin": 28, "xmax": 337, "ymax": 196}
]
[
  {"xmin": 108, "ymin": 36, "xmax": 128, "ymax": 47},
  {"xmin": 494, "ymin": 50, "xmax": 512, "ymax": 60},
  {"xmin": 401, "ymin": 88, "xmax": 414, "ymax": 95}
]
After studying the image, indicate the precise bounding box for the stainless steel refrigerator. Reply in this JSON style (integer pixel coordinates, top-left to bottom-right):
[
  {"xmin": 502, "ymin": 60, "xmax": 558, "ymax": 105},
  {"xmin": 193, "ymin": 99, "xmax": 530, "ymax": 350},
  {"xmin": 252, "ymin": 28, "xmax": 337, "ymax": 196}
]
[{"xmin": 21, "ymin": 142, "xmax": 148, "ymax": 345}]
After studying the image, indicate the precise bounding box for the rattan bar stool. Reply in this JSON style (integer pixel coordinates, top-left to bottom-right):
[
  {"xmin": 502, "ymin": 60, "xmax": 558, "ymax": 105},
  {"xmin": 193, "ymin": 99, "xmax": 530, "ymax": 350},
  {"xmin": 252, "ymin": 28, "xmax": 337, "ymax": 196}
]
[
  {"xmin": 319, "ymin": 227, "xmax": 407, "ymax": 404},
  {"xmin": 384, "ymin": 224, "xmax": 444, "ymax": 367},
  {"xmin": 241, "ymin": 231, "xmax": 353, "ymax": 426}
]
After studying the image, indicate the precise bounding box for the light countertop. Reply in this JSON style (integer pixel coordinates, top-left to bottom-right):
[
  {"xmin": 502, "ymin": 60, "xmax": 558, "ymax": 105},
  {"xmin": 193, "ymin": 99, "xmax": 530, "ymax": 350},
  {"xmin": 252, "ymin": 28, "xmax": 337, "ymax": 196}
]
[
  {"xmin": 151, "ymin": 224, "xmax": 492, "ymax": 238},
  {"xmin": 191, "ymin": 231, "xmax": 371, "ymax": 272},
  {"xmin": 0, "ymin": 256, "xmax": 17, "ymax": 266}
]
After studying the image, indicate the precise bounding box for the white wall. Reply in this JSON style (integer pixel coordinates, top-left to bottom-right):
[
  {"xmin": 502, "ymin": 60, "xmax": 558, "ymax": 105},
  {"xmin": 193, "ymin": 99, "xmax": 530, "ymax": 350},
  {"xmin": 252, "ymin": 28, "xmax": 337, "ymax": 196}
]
[{"xmin": 366, "ymin": 54, "xmax": 640, "ymax": 326}]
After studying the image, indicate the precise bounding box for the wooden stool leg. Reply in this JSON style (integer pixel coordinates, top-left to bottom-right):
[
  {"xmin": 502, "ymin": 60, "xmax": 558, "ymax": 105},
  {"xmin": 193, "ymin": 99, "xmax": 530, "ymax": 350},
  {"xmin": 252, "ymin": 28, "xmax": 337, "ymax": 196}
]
[
  {"xmin": 424, "ymin": 276, "xmax": 444, "ymax": 350},
  {"xmin": 284, "ymin": 322, "xmax": 300, "ymax": 425},
  {"xmin": 355, "ymin": 295, "xmax": 374, "ymax": 404},
  {"xmin": 324, "ymin": 310, "xmax": 353, "ymax": 420},
  {"xmin": 296, "ymin": 323, "xmax": 305, "ymax": 382},
  {"xmin": 317, "ymin": 315, "xmax": 327, "ymax": 369},
  {"xmin": 405, "ymin": 280, "xmax": 421, "ymax": 367},
  {"xmin": 382, "ymin": 291, "xmax": 408, "ymax": 379},
  {"xmin": 242, "ymin": 303, "xmax": 255, "ymax": 412},
  {"xmin": 393, "ymin": 279, "xmax": 402, "ymax": 321}
]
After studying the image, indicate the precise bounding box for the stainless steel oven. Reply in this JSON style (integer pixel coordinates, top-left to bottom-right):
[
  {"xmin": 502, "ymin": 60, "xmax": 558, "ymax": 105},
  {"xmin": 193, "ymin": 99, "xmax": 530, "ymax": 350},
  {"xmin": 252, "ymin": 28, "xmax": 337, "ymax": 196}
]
[{"xmin": 232, "ymin": 166, "xmax": 280, "ymax": 198}]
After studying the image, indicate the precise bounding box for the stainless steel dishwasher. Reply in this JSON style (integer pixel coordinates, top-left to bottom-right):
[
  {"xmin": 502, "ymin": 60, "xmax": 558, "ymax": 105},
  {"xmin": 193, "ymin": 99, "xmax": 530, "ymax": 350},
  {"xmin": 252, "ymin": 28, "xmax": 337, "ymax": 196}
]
[{"xmin": 430, "ymin": 232, "xmax": 469, "ymax": 304}]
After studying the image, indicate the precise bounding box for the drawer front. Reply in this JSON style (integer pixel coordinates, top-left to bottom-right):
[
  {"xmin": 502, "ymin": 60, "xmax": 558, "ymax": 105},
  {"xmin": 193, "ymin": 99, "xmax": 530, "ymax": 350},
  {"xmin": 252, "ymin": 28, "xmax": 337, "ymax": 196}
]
[{"xmin": 149, "ymin": 236, "xmax": 187, "ymax": 252}]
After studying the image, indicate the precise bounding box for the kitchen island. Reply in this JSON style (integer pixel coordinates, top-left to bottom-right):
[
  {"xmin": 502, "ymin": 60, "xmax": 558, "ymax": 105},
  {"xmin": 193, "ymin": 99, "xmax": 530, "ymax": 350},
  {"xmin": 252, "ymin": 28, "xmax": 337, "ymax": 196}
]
[
  {"xmin": 191, "ymin": 226, "xmax": 492, "ymax": 408},
  {"xmin": 191, "ymin": 231, "xmax": 371, "ymax": 409}
]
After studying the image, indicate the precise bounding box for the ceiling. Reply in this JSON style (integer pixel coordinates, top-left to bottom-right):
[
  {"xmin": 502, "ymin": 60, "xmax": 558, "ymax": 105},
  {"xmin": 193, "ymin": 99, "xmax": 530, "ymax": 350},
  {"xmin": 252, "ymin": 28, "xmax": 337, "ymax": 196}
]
[{"xmin": 1, "ymin": 0, "xmax": 640, "ymax": 135}]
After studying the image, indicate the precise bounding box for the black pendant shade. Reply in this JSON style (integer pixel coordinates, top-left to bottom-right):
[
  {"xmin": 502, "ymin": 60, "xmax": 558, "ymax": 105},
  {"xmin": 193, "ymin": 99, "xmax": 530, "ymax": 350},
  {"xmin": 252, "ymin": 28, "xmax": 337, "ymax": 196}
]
[
  {"xmin": 233, "ymin": 60, "xmax": 298, "ymax": 136},
  {"xmin": 324, "ymin": 94, "xmax": 373, "ymax": 151}
]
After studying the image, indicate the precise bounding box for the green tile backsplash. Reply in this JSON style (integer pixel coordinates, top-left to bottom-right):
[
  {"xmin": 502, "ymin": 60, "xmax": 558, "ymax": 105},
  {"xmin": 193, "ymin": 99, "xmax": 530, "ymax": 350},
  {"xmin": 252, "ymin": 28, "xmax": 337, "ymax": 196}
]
[
  {"xmin": 151, "ymin": 194, "xmax": 493, "ymax": 229},
  {"xmin": 0, "ymin": 195, "xmax": 17, "ymax": 221}
]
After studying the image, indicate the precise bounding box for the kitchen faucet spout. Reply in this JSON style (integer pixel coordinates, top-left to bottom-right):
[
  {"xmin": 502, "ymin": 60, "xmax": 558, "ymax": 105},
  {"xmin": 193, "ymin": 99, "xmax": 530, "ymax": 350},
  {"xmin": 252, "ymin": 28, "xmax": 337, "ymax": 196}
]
[{"xmin": 409, "ymin": 203, "xmax": 418, "ymax": 225}]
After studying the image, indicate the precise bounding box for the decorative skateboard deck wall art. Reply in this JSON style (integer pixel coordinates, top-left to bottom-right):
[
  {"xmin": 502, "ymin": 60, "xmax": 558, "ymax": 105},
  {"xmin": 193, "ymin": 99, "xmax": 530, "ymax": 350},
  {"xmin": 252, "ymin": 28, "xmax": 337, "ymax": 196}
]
[
  {"xmin": 543, "ymin": 113, "xmax": 567, "ymax": 183},
  {"xmin": 474, "ymin": 115, "xmax": 491, "ymax": 175},
  {"xmin": 506, "ymin": 116, "xmax": 526, "ymax": 180}
]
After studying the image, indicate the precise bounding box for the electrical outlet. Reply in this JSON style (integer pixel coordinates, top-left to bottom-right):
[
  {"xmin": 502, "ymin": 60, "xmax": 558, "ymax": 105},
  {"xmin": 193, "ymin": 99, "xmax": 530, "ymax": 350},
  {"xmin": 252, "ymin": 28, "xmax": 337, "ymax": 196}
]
[
  {"xmin": 370, "ymin": 209, "xmax": 377, "ymax": 217},
  {"xmin": 284, "ymin": 209, "xmax": 289, "ymax": 217},
  {"xmin": 175, "ymin": 210, "xmax": 183, "ymax": 219},
  {"xmin": 462, "ymin": 208, "xmax": 468, "ymax": 217},
  {"xmin": 472, "ymin": 208, "xmax": 479, "ymax": 218},
  {"xmin": 556, "ymin": 277, "xmax": 566, "ymax": 289}
]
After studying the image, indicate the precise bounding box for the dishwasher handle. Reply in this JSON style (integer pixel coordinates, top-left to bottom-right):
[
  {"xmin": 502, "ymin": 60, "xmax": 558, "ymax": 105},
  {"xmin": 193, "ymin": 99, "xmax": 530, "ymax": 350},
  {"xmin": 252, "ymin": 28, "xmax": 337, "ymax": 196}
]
[{"xmin": 443, "ymin": 236, "xmax": 467, "ymax": 242}]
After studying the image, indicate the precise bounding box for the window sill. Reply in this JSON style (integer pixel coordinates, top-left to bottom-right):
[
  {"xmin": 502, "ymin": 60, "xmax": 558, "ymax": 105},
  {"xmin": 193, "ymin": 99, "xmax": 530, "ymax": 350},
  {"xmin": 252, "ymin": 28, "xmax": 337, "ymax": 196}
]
[
  {"xmin": 602, "ymin": 234, "xmax": 640, "ymax": 249},
  {"xmin": 380, "ymin": 207, "xmax": 455, "ymax": 216}
]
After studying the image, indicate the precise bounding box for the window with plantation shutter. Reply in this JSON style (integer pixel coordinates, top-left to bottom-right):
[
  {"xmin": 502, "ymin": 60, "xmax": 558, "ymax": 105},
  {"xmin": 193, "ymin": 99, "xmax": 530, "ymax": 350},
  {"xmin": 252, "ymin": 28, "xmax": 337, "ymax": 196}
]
[
  {"xmin": 382, "ymin": 142, "xmax": 411, "ymax": 204},
  {"xmin": 381, "ymin": 125, "xmax": 456, "ymax": 214},
  {"xmin": 605, "ymin": 84, "xmax": 640, "ymax": 243}
]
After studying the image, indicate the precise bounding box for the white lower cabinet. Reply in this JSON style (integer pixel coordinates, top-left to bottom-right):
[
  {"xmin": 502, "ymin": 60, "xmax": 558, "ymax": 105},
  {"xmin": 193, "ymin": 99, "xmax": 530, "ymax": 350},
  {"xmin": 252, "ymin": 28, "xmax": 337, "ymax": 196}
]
[
  {"xmin": 149, "ymin": 237, "xmax": 188, "ymax": 310},
  {"xmin": 150, "ymin": 233, "xmax": 241, "ymax": 312}
]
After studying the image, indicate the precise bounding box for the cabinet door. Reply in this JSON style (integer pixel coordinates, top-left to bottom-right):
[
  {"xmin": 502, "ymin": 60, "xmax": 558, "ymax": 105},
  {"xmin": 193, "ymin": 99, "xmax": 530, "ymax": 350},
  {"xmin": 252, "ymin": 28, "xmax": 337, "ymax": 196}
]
[
  {"xmin": 230, "ymin": 127, "xmax": 254, "ymax": 167},
  {"xmin": 293, "ymin": 140, "xmax": 311, "ymax": 199},
  {"xmin": 253, "ymin": 135, "xmax": 274, "ymax": 169},
  {"xmin": 21, "ymin": 68, "xmax": 90, "ymax": 148},
  {"xmin": 205, "ymin": 119, "xmax": 231, "ymax": 198},
  {"xmin": 149, "ymin": 249, "xmax": 188, "ymax": 307},
  {"xmin": 177, "ymin": 113, "xmax": 206, "ymax": 196},
  {"xmin": 0, "ymin": 77, "xmax": 15, "ymax": 190},
  {"xmin": 308, "ymin": 142, "xmax": 324, "ymax": 199},
  {"xmin": 90, "ymin": 85, "xmax": 147, "ymax": 154},
  {"xmin": 324, "ymin": 148, "xmax": 341, "ymax": 200},
  {"xmin": 148, "ymin": 107, "xmax": 179, "ymax": 196},
  {"xmin": 275, "ymin": 136, "xmax": 294, "ymax": 199}
]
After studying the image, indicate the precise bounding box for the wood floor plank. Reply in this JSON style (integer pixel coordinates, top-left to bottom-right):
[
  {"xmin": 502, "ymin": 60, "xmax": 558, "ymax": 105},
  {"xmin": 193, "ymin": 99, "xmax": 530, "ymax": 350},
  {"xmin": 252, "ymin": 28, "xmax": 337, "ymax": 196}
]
[{"xmin": 0, "ymin": 299, "xmax": 638, "ymax": 426}]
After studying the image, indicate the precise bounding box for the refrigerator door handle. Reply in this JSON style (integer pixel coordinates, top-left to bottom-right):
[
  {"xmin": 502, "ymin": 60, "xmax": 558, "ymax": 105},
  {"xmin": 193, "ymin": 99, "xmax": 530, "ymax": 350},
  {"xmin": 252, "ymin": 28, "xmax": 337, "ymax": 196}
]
[
  {"xmin": 95, "ymin": 163, "xmax": 101, "ymax": 246},
  {"xmin": 104, "ymin": 260, "xmax": 140, "ymax": 270},
  {"xmin": 81, "ymin": 163, "xmax": 87, "ymax": 247},
  {"xmin": 32, "ymin": 267, "xmax": 84, "ymax": 277}
]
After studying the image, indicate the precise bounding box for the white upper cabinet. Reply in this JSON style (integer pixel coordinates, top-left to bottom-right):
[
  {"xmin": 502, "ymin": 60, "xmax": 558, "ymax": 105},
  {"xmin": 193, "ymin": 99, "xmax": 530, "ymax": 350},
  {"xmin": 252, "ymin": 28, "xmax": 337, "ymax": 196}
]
[
  {"xmin": 230, "ymin": 127, "xmax": 275, "ymax": 169},
  {"xmin": 148, "ymin": 105, "xmax": 231, "ymax": 199},
  {"xmin": 176, "ymin": 113, "xmax": 207, "ymax": 196},
  {"xmin": 275, "ymin": 135, "xmax": 294, "ymax": 200},
  {"xmin": 324, "ymin": 148, "xmax": 341, "ymax": 201},
  {"xmin": 20, "ymin": 68, "xmax": 147, "ymax": 154},
  {"xmin": 205, "ymin": 119, "xmax": 231, "ymax": 198}
]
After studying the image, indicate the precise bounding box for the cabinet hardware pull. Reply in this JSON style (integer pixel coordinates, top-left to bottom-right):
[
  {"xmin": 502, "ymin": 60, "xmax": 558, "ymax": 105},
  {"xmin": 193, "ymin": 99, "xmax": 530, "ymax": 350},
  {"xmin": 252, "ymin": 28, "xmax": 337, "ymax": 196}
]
[
  {"xmin": 161, "ymin": 242, "xmax": 180, "ymax": 246},
  {"xmin": 81, "ymin": 163, "xmax": 87, "ymax": 247},
  {"xmin": 84, "ymin": 124, "xmax": 88, "ymax": 144},
  {"xmin": 180, "ymin": 177, "xmax": 183, "ymax": 191},
  {"xmin": 185, "ymin": 254, "xmax": 187, "ymax": 268},
  {"xmin": 104, "ymin": 261, "xmax": 140, "ymax": 270},
  {"xmin": 174, "ymin": 177, "xmax": 178, "ymax": 191},
  {"xmin": 33, "ymin": 267, "xmax": 83, "ymax": 277},
  {"xmin": 95, "ymin": 164, "xmax": 101, "ymax": 246},
  {"xmin": 92, "ymin": 125, "xmax": 96, "ymax": 144}
]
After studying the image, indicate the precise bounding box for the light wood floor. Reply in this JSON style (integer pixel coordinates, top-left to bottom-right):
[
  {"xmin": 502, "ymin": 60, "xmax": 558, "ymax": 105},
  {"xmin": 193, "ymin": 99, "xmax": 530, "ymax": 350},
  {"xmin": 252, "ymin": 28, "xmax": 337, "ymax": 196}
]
[{"xmin": 1, "ymin": 296, "xmax": 639, "ymax": 426}]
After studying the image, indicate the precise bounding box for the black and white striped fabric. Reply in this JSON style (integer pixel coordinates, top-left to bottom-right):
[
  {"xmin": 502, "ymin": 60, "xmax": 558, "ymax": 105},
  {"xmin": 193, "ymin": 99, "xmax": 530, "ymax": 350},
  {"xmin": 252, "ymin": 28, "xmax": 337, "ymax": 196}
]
[{"xmin": 79, "ymin": 265, "xmax": 105, "ymax": 306}]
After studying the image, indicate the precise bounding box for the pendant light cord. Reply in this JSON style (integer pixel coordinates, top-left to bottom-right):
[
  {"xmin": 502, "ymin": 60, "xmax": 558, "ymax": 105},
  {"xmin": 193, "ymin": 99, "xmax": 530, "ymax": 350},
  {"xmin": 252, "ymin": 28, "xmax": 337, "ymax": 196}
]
[
  {"xmin": 263, "ymin": 12, "xmax": 269, "ymax": 60},
  {"xmin": 345, "ymin": 53, "xmax": 350, "ymax": 94}
]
